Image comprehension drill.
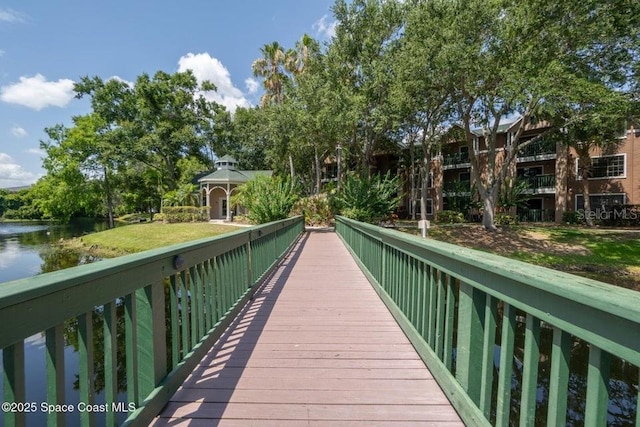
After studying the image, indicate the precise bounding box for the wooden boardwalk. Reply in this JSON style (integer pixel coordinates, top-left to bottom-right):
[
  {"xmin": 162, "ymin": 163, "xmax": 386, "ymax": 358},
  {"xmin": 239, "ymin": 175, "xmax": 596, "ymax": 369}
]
[{"xmin": 152, "ymin": 231, "xmax": 463, "ymax": 426}]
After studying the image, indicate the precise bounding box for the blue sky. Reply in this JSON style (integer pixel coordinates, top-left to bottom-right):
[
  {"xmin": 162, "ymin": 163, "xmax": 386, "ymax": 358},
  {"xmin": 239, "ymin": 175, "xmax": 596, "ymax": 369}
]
[{"xmin": 0, "ymin": 1, "xmax": 338, "ymax": 188}]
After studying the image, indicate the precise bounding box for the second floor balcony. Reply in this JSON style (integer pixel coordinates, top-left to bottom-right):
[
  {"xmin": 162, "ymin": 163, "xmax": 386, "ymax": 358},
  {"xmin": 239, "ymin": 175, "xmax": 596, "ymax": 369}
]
[
  {"xmin": 519, "ymin": 174, "xmax": 556, "ymax": 193},
  {"xmin": 442, "ymin": 151, "xmax": 470, "ymax": 169},
  {"xmin": 517, "ymin": 139, "xmax": 557, "ymax": 162}
]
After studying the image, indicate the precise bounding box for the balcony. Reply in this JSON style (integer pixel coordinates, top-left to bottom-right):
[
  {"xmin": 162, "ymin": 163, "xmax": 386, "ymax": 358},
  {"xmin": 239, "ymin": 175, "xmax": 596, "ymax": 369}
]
[
  {"xmin": 517, "ymin": 140, "xmax": 557, "ymax": 162},
  {"xmin": 442, "ymin": 180, "xmax": 471, "ymax": 195},
  {"xmin": 517, "ymin": 208, "xmax": 555, "ymax": 222},
  {"xmin": 519, "ymin": 174, "xmax": 555, "ymax": 194},
  {"xmin": 442, "ymin": 152, "xmax": 470, "ymax": 169}
]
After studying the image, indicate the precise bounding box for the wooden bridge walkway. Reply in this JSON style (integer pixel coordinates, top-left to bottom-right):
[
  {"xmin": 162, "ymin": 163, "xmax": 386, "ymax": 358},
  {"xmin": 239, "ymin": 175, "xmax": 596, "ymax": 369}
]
[{"xmin": 152, "ymin": 231, "xmax": 463, "ymax": 426}]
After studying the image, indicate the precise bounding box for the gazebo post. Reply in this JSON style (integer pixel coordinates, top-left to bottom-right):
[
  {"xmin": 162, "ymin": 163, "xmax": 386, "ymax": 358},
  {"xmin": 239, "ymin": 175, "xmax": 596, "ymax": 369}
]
[{"xmin": 226, "ymin": 183, "xmax": 231, "ymax": 221}]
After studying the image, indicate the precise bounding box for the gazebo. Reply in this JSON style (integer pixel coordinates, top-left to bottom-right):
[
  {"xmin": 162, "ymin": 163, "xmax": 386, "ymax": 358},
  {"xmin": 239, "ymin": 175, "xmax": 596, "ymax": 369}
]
[{"xmin": 198, "ymin": 156, "xmax": 272, "ymax": 221}]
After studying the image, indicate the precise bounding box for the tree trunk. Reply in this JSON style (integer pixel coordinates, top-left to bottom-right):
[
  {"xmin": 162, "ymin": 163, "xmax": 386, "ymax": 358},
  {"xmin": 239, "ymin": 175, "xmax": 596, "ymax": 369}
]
[
  {"xmin": 420, "ymin": 169, "xmax": 429, "ymax": 222},
  {"xmin": 314, "ymin": 146, "xmax": 321, "ymax": 195},
  {"xmin": 410, "ymin": 143, "xmax": 416, "ymax": 220},
  {"xmin": 580, "ymin": 153, "xmax": 594, "ymax": 227},
  {"xmin": 481, "ymin": 189, "xmax": 499, "ymax": 232},
  {"xmin": 289, "ymin": 154, "xmax": 295, "ymax": 181},
  {"xmin": 482, "ymin": 197, "xmax": 498, "ymax": 232},
  {"xmin": 103, "ymin": 166, "xmax": 115, "ymax": 229}
]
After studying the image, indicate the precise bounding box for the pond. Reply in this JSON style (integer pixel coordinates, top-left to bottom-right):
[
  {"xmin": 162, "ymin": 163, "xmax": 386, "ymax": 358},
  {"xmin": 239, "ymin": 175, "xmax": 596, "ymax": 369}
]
[
  {"xmin": 0, "ymin": 220, "xmax": 128, "ymax": 426},
  {"xmin": 0, "ymin": 220, "xmax": 110, "ymax": 283}
]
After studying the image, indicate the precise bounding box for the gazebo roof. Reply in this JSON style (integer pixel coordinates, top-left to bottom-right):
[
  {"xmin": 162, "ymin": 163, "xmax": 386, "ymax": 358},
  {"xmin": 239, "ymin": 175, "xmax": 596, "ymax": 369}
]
[
  {"xmin": 216, "ymin": 155, "xmax": 237, "ymax": 163},
  {"xmin": 198, "ymin": 169, "xmax": 272, "ymax": 184}
]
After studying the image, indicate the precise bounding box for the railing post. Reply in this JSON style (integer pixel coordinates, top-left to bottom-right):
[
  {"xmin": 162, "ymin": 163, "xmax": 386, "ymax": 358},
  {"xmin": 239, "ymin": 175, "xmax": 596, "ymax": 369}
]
[
  {"xmin": 547, "ymin": 327, "xmax": 570, "ymax": 426},
  {"xmin": 136, "ymin": 281, "xmax": 167, "ymax": 400},
  {"xmin": 247, "ymin": 231, "xmax": 252, "ymax": 287},
  {"xmin": 78, "ymin": 311, "xmax": 95, "ymax": 427},
  {"xmin": 45, "ymin": 324, "xmax": 65, "ymax": 427},
  {"xmin": 455, "ymin": 281, "xmax": 485, "ymax": 404},
  {"xmin": 496, "ymin": 302, "xmax": 516, "ymax": 427},
  {"xmin": 584, "ymin": 345, "xmax": 611, "ymax": 426},
  {"xmin": 3, "ymin": 342, "xmax": 25, "ymax": 427}
]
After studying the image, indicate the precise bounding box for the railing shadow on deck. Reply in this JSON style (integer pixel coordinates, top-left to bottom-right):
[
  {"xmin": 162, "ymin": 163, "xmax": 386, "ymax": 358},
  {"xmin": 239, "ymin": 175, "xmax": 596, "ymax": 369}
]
[
  {"xmin": 154, "ymin": 232, "xmax": 309, "ymax": 425},
  {"xmin": 336, "ymin": 216, "xmax": 640, "ymax": 427}
]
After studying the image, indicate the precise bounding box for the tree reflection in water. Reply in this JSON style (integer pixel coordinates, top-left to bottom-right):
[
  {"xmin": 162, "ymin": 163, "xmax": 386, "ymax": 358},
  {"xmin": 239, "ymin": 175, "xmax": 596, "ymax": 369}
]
[{"xmin": 484, "ymin": 309, "xmax": 639, "ymax": 426}]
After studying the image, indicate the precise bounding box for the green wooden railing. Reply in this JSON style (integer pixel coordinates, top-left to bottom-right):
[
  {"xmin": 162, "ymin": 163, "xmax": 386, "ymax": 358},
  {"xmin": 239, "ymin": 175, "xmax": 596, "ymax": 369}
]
[
  {"xmin": 0, "ymin": 216, "xmax": 303, "ymax": 427},
  {"xmin": 336, "ymin": 216, "xmax": 640, "ymax": 426}
]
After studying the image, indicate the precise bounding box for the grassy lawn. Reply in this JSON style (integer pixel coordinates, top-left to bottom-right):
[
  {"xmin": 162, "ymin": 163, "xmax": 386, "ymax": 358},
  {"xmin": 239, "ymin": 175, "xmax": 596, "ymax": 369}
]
[
  {"xmin": 64, "ymin": 222, "xmax": 242, "ymax": 257},
  {"xmin": 397, "ymin": 222, "xmax": 640, "ymax": 290}
]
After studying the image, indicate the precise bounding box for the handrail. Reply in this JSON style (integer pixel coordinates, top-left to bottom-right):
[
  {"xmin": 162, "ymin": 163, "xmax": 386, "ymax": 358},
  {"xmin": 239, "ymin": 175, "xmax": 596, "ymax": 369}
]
[
  {"xmin": 1, "ymin": 216, "xmax": 304, "ymax": 426},
  {"xmin": 336, "ymin": 216, "xmax": 640, "ymax": 426}
]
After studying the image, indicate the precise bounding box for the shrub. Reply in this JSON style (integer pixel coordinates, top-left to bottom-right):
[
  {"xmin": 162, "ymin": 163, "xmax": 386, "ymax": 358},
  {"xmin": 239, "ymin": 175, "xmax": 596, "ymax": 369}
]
[
  {"xmin": 436, "ymin": 210, "xmax": 465, "ymax": 224},
  {"xmin": 162, "ymin": 206, "xmax": 208, "ymax": 223},
  {"xmin": 495, "ymin": 214, "xmax": 518, "ymax": 225},
  {"xmin": 562, "ymin": 211, "xmax": 582, "ymax": 225},
  {"xmin": 332, "ymin": 172, "xmax": 401, "ymax": 224},
  {"xmin": 232, "ymin": 175, "xmax": 299, "ymax": 224},
  {"xmin": 292, "ymin": 194, "xmax": 333, "ymax": 226}
]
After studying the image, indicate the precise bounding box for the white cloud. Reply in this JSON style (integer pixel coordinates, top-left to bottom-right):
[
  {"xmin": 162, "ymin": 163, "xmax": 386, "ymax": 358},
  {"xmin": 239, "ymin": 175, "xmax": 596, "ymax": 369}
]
[
  {"xmin": 0, "ymin": 153, "xmax": 39, "ymax": 187},
  {"xmin": 0, "ymin": 74, "xmax": 75, "ymax": 110},
  {"xmin": 0, "ymin": 8, "xmax": 25, "ymax": 23},
  {"xmin": 11, "ymin": 126, "xmax": 27, "ymax": 137},
  {"xmin": 245, "ymin": 77, "xmax": 259, "ymax": 95},
  {"xmin": 26, "ymin": 148, "xmax": 45, "ymax": 156},
  {"xmin": 177, "ymin": 52, "xmax": 251, "ymax": 112},
  {"xmin": 107, "ymin": 75, "xmax": 134, "ymax": 87},
  {"xmin": 313, "ymin": 15, "xmax": 337, "ymax": 39},
  {"xmin": 0, "ymin": 50, "xmax": 4, "ymax": 57}
]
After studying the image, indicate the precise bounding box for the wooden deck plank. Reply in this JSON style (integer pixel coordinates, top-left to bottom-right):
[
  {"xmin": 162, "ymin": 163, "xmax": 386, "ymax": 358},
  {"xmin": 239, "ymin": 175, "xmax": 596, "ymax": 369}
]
[{"xmin": 152, "ymin": 231, "xmax": 463, "ymax": 426}]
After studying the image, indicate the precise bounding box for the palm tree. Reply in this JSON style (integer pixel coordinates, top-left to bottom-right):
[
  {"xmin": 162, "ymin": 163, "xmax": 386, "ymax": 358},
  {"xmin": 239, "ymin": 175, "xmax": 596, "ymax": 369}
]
[
  {"xmin": 251, "ymin": 42, "xmax": 289, "ymax": 106},
  {"xmin": 288, "ymin": 34, "xmax": 320, "ymax": 76}
]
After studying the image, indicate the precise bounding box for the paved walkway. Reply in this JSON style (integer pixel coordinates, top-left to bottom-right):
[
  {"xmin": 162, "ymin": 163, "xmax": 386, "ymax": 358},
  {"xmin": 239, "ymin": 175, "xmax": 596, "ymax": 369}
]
[{"xmin": 152, "ymin": 231, "xmax": 463, "ymax": 426}]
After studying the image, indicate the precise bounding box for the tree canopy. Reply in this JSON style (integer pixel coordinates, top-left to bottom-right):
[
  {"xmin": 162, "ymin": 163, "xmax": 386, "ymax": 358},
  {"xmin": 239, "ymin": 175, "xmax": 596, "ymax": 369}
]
[{"xmin": 20, "ymin": 0, "xmax": 638, "ymax": 229}]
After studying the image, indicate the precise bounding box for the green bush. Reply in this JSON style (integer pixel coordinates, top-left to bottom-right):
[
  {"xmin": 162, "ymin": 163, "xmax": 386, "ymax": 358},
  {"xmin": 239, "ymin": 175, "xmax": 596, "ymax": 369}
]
[
  {"xmin": 292, "ymin": 194, "xmax": 333, "ymax": 226},
  {"xmin": 436, "ymin": 210, "xmax": 465, "ymax": 224},
  {"xmin": 495, "ymin": 214, "xmax": 518, "ymax": 225},
  {"xmin": 562, "ymin": 211, "xmax": 582, "ymax": 225},
  {"xmin": 162, "ymin": 206, "xmax": 208, "ymax": 223},
  {"xmin": 232, "ymin": 175, "xmax": 299, "ymax": 224},
  {"xmin": 332, "ymin": 172, "xmax": 400, "ymax": 224}
]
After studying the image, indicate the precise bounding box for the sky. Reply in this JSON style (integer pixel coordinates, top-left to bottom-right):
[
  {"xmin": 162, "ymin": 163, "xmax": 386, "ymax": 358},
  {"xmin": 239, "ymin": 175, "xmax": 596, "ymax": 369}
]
[{"xmin": 0, "ymin": 1, "xmax": 338, "ymax": 188}]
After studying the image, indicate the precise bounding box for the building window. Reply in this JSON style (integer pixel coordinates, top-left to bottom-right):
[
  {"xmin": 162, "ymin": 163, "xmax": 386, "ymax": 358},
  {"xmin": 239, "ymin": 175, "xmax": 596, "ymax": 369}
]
[
  {"xmin": 578, "ymin": 154, "xmax": 626, "ymax": 179},
  {"xmin": 426, "ymin": 198, "xmax": 434, "ymax": 215},
  {"xmin": 413, "ymin": 198, "xmax": 434, "ymax": 216},
  {"xmin": 575, "ymin": 193, "xmax": 626, "ymax": 210}
]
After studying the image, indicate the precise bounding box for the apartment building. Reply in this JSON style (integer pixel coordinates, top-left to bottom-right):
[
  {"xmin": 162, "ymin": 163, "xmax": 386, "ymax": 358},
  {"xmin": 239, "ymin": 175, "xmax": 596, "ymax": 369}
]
[{"xmin": 413, "ymin": 118, "xmax": 639, "ymax": 223}]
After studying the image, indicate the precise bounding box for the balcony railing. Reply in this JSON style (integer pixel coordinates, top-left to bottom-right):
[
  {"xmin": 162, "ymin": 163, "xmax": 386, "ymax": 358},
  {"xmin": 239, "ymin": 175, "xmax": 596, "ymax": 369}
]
[
  {"xmin": 443, "ymin": 180, "xmax": 471, "ymax": 193},
  {"xmin": 442, "ymin": 152, "xmax": 470, "ymax": 167},
  {"xmin": 517, "ymin": 140, "xmax": 556, "ymax": 159},
  {"xmin": 336, "ymin": 216, "xmax": 640, "ymax": 427},
  {"xmin": 516, "ymin": 208, "xmax": 555, "ymax": 222},
  {"xmin": 0, "ymin": 217, "xmax": 304, "ymax": 427},
  {"xmin": 518, "ymin": 174, "xmax": 555, "ymax": 190}
]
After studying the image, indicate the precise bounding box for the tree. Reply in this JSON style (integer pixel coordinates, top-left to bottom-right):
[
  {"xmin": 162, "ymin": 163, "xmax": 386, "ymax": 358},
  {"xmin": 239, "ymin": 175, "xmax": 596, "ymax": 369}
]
[
  {"xmin": 328, "ymin": 0, "xmax": 406, "ymax": 176},
  {"xmin": 75, "ymin": 71, "xmax": 222, "ymax": 194},
  {"xmin": 391, "ymin": 14, "xmax": 457, "ymax": 222},
  {"xmin": 554, "ymin": 84, "xmax": 630, "ymax": 226},
  {"xmin": 251, "ymin": 41, "xmax": 291, "ymax": 107},
  {"xmin": 405, "ymin": 0, "xmax": 639, "ymax": 231}
]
